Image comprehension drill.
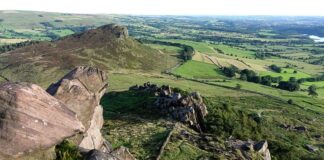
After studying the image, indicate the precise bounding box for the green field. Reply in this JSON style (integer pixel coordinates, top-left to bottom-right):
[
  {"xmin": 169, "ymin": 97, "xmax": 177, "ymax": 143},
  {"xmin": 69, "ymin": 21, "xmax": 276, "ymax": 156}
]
[
  {"xmin": 301, "ymin": 81, "xmax": 324, "ymax": 88},
  {"xmin": 213, "ymin": 44, "xmax": 255, "ymax": 58},
  {"xmin": 171, "ymin": 60, "xmax": 224, "ymax": 79},
  {"xmin": 163, "ymin": 40, "xmax": 215, "ymax": 53},
  {"xmin": 146, "ymin": 44, "xmax": 182, "ymax": 53},
  {"xmin": 260, "ymin": 68, "xmax": 312, "ymax": 81},
  {"xmin": 50, "ymin": 29, "xmax": 75, "ymax": 37}
]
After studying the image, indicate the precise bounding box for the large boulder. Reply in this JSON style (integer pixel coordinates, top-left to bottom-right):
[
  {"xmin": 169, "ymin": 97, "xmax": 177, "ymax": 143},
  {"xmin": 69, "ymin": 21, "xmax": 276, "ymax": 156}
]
[
  {"xmin": 0, "ymin": 83, "xmax": 85, "ymax": 159},
  {"xmin": 47, "ymin": 66, "xmax": 108, "ymax": 151}
]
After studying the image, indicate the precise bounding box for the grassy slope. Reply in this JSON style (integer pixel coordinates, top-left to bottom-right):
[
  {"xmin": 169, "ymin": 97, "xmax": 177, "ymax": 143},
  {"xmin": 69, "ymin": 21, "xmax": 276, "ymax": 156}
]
[
  {"xmin": 146, "ymin": 44, "xmax": 182, "ymax": 53},
  {"xmin": 213, "ymin": 44, "xmax": 256, "ymax": 58}
]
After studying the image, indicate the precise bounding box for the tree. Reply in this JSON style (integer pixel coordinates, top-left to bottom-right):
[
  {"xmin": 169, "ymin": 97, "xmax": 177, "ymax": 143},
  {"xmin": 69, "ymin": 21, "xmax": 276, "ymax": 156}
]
[
  {"xmin": 240, "ymin": 74, "xmax": 247, "ymax": 81},
  {"xmin": 308, "ymin": 85, "xmax": 318, "ymax": 98},
  {"xmin": 251, "ymin": 76, "xmax": 261, "ymax": 83},
  {"xmin": 289, "ymin": 77, "xmax": 297, "ymax": 83},
  {"xmin": 287, "ymin": 99, "xmax": 294, "ymax": 104},
  {"xmin": 261, "ymin": 75, "xmax": 272, "ymax": 86},
  {"xmin": 222, "ymin": 66, "xmax": 238, "ymax": 78},
  {"xmin": 278, "ymin": 81, "xmax": 300, "ymax": 92},
  {"xmin": 269, "ymin": 64, "xmax": 282, "ymax": 73},
  {"xmin": 240, "ymin": 69, "xmax": 256, "ymax": 81}
]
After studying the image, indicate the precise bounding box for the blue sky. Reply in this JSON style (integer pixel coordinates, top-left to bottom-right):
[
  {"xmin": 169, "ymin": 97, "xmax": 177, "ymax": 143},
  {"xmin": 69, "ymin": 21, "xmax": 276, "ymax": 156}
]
[{"xmin": 0, "ymin": 0, "xmax": 323, "ymax": 16}]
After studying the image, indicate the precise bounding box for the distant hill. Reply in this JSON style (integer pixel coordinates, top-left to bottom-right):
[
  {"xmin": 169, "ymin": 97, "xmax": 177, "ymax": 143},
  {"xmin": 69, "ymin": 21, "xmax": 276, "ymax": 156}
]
[{"xmin": 0, "ymin": 24, "xmax": 178, "ymax": 87}]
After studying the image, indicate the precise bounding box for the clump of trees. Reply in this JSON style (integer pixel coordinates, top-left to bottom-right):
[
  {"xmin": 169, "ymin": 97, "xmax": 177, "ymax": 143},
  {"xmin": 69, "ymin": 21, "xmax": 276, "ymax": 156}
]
[
  {"xmin": 298, "ymin": 74, "xmax": 324, "ymax": 83},
  {"xmin": 222, "ymin": 66, "xmax": 238, "ymax": 77},
  {"xmin": 308, "ymin": 85, "xmax": 318, "ymax": 98},
  {"xmin": 182, "ymin": 46, "xmax": 194, "ymax": 61},
  {"xmin": 222, "ymin": 68, "xmax": 301, "ymax": 92},
  {"xmin": 239, "ymin": 69, "xmax": 283, "ymax": 86},
  {"xmin": 269, "ymin": 64, "xmax": 282, "ymax": 73},
  {"xmin": 0, "ymin": 41, "xmax": 39, "ymax": 53},
  {"xmin": 278, "ymin": 81, "xmax": 300, "ymax": 92}
]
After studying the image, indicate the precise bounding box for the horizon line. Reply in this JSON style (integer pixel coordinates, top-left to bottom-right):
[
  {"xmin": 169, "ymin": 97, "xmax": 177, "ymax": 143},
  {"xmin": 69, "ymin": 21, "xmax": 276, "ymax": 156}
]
[{"xmin": 1, "ymin": 10, "xmax": 324, "ymax": 17}]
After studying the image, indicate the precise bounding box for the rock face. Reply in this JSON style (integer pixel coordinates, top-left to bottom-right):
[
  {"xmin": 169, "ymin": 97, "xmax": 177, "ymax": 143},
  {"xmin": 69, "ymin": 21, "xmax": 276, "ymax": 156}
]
[
  {"xmin": 0, "ymin": 83, "xmax": 85, "ymax": 159},
  {"xmin": 47, "ymin": 66, "xmax": 108, "ymax": 151},
  {"xmin": 100, "ymin": 24, "xmax": 129, "ymax": 39},
  {"xmin": 130, "ymin": 82, "xmax": 208, "ymax": 132}
]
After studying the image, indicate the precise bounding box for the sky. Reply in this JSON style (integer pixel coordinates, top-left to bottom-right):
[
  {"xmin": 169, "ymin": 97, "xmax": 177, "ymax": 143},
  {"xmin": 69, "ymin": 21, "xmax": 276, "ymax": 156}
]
[{"xmin": 0, "ymin": 0, "xmax": 324, "ymax": 16}]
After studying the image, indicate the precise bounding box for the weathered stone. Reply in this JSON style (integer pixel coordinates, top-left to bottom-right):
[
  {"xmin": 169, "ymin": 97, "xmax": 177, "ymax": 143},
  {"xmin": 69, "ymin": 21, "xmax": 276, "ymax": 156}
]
[
  {"xmin": 227, "ymin": 139, "xmax": 271, "ymax": 160},
  {"xmin": 254, "ymin": 140, "xmax": 268, "ymax": 153},
  {"xmin": 47, "ymin": 66, "xmax": 108, "ymax": 151},
  {"xmin": 242, "ymin": 143, "xmax": 254, "ymax": 151},
  {"xmin": 79, "ymin": 105, "xmax": 105, "ymax": 150},
  {"xmin": 305, "ymin": 144, "xmax": 319, "ymax": 152},
  {"xmin": 0, "ymin": 83, "xmax": 84, "ymax": 159}
]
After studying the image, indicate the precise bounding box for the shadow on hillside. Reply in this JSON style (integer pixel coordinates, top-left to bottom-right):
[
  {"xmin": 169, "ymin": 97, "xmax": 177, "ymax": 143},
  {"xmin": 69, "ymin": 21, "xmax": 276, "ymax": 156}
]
[{"xmin": 100, "ymin": 90, "xmax": 161, "ymax": 122}]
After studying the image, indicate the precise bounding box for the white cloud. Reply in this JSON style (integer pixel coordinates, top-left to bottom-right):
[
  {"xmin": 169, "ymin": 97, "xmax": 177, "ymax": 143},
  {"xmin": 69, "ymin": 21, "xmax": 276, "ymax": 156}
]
[{"xmin": 0, "ymin": 0, "xmax": 323, "ymax": 16}]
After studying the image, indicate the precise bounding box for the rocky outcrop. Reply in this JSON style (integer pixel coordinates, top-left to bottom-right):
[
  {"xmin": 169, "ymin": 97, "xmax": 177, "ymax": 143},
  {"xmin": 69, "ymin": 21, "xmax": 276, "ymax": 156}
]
[
  {"xmin": 47, "ymin": 66, "xmax": 108, "ymax": 151},
  {"xmin": 226, "ymin": 138, "xmax": 271, "ymax": 160},
  {"xmin": 0, "ymin": 83, "xmax": 85, "ymax": 159},
  {"xmin": 130, "ymin": 82, "xmax": 208, "ymax": 132},
  {"xmin": 100, "ymin": 24, "xmax": 129, "ymax": 39},
  {"xmin": 279, "ymin": 124, "xmax": 307, "ymax": 132},
  {"xmin": 305, "ymin": 144, "xmax": 319, "ymax": 152}
]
